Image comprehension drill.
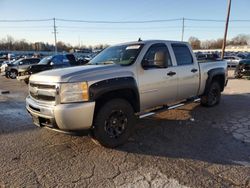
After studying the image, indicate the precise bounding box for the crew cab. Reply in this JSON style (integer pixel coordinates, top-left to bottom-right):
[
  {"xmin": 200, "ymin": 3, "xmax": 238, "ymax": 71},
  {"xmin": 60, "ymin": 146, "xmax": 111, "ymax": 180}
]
[{"xmin": 26, "ymin": 40, "xmax": 228, "ymax": 148}]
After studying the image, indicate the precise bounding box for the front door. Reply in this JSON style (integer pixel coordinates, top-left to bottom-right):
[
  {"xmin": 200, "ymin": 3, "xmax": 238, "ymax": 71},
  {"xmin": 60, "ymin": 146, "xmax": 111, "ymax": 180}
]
[{"xmin": 138, "ymin": 43, "xmax": 178, "ymax": 110}]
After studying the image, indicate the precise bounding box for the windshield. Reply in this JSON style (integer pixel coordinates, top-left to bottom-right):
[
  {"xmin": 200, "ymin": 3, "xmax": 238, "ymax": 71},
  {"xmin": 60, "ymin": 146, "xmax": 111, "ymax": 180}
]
[
  {"xmin": 88, "ymin": 44, "xmax": 143, "ymax": 65},
  {"xmin": 38, "ymin": 56, "xmax": 52, "ymax": 65}
]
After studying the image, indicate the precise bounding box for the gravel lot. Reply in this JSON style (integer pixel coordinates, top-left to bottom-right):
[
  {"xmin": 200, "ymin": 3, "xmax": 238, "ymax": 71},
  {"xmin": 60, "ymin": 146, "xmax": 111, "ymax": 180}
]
[{"xmin": 0, "ymin": 72, "xmax": 250, "ymax": 188}]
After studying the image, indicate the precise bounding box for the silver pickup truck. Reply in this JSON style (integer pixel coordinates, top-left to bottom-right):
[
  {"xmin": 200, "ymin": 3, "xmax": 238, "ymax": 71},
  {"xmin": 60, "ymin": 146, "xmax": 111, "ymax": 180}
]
[{"xmin": 26, "ymin": 40, "xmax": 228, "ymax": 147}]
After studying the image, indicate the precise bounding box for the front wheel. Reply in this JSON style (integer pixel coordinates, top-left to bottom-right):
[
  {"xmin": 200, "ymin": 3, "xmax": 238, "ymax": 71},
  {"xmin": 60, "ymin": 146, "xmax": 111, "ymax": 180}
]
[
  {"xmin": 9, "ymin": 70, "xmax": 17, "ymax": 79},
  {"xmin": 92, "ymin": 98, "xmax": 136, "ymax": 148},
  {"xmin": 201, "ymin": 82, "xmax": 221, "ymax": 107}
]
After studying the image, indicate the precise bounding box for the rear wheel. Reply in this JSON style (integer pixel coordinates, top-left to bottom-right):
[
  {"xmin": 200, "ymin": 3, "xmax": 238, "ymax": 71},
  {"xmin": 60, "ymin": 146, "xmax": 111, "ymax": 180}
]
[
  {"xmin": 201, "ymin": 82, "xmax": 221, "ymax": 107},
  {"xmin": 92, "ymin": 98, "xmax": 136, "ymax": 148}
]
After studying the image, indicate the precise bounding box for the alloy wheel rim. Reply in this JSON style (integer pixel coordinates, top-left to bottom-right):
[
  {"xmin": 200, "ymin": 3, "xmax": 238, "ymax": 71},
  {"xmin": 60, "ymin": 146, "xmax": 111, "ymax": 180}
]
[{"xmin": 104, "ymin": 110, "xmax": 128, "ymax": 138}]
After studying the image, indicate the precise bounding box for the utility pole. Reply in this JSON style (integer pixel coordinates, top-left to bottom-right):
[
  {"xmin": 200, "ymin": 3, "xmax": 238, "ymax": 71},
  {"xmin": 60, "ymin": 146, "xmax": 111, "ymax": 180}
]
[
  {"xmin": 181, "ymin": 17, "xmax": 185, "ymax": 41},
  {"xmin": 221, "ymin": 0, "xmax": 232, "ymax": 59},
  {"xmin": 53, "ymin": 18, "xmax": 58, "ymax": 54}
]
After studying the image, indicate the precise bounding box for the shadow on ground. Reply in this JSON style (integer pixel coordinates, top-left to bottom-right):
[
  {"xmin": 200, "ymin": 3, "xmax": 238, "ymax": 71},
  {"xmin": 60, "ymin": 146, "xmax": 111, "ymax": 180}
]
[
  {"xmin": 0, "ymin": 101, "xmax": 35, "ymax": 134},
  {"xmin": 118, "ymin": 93, "xmax": 250, "ymax": 165}
]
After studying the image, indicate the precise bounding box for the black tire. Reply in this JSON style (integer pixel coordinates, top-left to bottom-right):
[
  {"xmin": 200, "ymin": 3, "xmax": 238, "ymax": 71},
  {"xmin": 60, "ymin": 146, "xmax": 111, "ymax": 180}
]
[
  {"xmin": 24, "ymin": 79, "xmax": 29, "ymax": 85},
  {"xmin": 9, "ymin": 70, "xmax": 17, "ymax": 79},
  {"xmin": 201, "ymin": 81, "xmax": 221, "ymax": 107},
  {"xmin": 92, "ymin": 98, "xmax": 136, "ymax": 148},
  {"xmin": 5, "ymin": 71, "xmax": 10, "ymax": 78}
]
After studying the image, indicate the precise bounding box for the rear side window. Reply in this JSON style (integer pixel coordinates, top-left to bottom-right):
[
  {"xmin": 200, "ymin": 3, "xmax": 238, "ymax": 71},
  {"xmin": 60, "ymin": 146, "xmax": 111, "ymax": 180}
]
[{"xmin": 172, "ymin": 44, "xmax": 193, "ymax": 65}]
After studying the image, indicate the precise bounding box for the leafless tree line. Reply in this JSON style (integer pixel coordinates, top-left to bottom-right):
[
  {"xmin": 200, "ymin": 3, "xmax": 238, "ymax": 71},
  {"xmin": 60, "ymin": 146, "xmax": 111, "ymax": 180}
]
[
  {"xmin": 0, "ymin": 34, "xmax": 249, "ymax": 51},
  {"xmin": 188, "ymin": 34, "xmax": 250, "ymax": 50},
  {"xmin": 0, "ymin": 35, "xmax": 109, "ymax": 52}
]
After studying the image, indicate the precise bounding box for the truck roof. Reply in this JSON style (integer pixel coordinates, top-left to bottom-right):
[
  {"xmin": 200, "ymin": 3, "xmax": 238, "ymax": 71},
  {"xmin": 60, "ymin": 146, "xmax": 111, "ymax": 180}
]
[{"xmin": 114, "ymin": 40, "xmax": 189, "ymax": 46}]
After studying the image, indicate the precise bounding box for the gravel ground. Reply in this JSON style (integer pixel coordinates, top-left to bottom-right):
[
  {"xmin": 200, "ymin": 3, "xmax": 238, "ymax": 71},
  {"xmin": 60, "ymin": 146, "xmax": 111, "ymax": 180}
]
[{"xmin": 0, "ymin": 72, "xmax": 250, "ymax": 188}]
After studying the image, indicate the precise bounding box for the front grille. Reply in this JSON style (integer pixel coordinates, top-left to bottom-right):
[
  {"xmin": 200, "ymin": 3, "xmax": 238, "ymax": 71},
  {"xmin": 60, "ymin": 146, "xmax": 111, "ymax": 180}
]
[{"xmin": 29, "ymin": 82, "xmax": 57, "ymax": 102}]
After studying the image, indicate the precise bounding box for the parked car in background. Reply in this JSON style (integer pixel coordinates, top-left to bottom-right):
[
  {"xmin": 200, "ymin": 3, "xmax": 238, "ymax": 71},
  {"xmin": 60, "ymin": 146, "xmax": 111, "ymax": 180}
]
[
  {"xmin": 235, "ymin": 59, "xmax": 250, "ymax": 78},
  {"xmin": 5, "ymin": 58, "xmax": 40, "ymax": 79},
  {"xmin": 196, "ymin": 53, "xmax": 220, "ymax": 62},
  {"xmin": 17, "ymin": 54, "xmax": 82, "ymax": 84},
  {"xmin": 0, "ymin": 60, "xmax": 16, "ymax": 76},
  {"xmin": 237, "ymin": 53, "xmax": 250, "ymax": 60},
  {"xmin": 223, "ymin": 56, "xmax": 241, "ymax": 67},
  {"xmin": 75, "ymin": 55, "xmax": 91, "ymax": 65}
]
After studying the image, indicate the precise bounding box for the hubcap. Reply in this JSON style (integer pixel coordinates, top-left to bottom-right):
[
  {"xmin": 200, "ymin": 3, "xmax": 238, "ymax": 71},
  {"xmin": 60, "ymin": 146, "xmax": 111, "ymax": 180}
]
[
  {"xmin": 104, "ymin": 110, "xmax": 128, "ymax": 138},
  {"xmin": 10, "ymin": 72, "xmax": 16, "ymax": 78}
]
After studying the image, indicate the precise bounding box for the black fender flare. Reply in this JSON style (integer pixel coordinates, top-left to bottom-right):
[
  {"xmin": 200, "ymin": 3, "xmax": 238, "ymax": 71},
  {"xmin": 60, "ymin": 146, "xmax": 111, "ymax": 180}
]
[
  {"xmin": 204, "ymin": 68, "xmax": 225, "ymax": 94},
  {"xmin": 89, "ymin": 77, "xmax": 140, "ymax": 112}
]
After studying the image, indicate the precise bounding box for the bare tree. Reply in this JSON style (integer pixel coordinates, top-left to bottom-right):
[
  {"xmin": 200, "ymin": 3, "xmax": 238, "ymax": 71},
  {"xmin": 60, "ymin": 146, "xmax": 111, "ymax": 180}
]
[{"xmin": 188, "ymin": 37, "xmax": 201, "ymax": 49}]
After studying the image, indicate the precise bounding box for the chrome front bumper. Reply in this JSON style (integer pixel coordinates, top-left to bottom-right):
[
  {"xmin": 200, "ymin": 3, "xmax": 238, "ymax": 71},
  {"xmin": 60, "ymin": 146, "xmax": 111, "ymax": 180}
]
[{"xmin": 26, "ymin": 96, "xmax": 95, "ymax": 131}]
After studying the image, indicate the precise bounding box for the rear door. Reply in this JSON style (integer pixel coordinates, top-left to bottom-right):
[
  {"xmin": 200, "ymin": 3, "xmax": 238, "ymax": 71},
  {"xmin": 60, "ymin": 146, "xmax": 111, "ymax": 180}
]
[
  {"xmin": 19, "ymin": 59, "xmax": 30, "ymax": 70},
  {"xmin": 138, "ymin": 43, "xmax": 178, "ymax": 110},
  {"xmin": 30, "ymin": 58, "xmax": 40, "ymax": 65},
  {"xmin": 170, "ymin": 43, "xmax": 200, "ymax": 100}
]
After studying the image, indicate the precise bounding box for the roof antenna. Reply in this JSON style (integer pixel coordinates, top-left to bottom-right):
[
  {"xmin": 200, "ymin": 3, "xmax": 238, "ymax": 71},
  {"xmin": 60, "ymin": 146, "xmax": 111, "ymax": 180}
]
[{"xmin": 138, "ymin": 37, "xmax": 142, "ymax": 42}]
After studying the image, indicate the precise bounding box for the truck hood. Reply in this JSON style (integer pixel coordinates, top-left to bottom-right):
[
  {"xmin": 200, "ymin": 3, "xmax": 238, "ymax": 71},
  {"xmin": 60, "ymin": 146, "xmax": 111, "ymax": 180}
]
[{"xmin": 29, "ymin": 64, "xmax": 134, "ymax": 83}]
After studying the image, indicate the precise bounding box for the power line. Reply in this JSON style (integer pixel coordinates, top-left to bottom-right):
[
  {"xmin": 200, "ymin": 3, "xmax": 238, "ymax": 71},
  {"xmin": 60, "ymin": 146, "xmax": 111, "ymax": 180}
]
[
  {"xmin": 56, "ymin": 18, "xmax": 182, "ymax": 23},
  {"xmin": 0, "ymin": 18, "xmax": 250, "ymax": 24},
  {"xmin": 0, "ymin": 26, "xmax": 52, "ymax": 29},
  {"xmin": 185, "ymin": 18, "xmax": 250, "ymax": 22},
  {"xmin": 0, "ymin": 19, "xmax": 53, "ymax": 22}
]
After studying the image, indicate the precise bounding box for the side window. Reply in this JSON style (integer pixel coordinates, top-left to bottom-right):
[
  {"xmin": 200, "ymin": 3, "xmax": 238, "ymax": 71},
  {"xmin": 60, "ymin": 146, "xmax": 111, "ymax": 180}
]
[
  {"xmin": 51, "ymin": 55, "xmax": 65, "ymax": 65},
  {"xmin": 142, "ymin": 43, "xmax": 172, "ymax": 69},
  {"xmin": 172, "ymin": 44, "xmax": 193, "ymax": 66},
  {"xmin": 30, "ymin": 58, "xmax": 39, "ymax": 64},
  {"xmin": 64, "ymin": 55, "xmax": 73, "ymax": 65},
  {"xmin": 21, "ymin": 59, "xmax": 30, "ymax": 65}
]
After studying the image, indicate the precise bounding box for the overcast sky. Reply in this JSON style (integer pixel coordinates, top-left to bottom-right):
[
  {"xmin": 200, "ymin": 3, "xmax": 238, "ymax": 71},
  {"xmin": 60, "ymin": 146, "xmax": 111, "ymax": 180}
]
[{"xmin": 0, "ymin": 0, "xmax": 249, "ymax": 46}]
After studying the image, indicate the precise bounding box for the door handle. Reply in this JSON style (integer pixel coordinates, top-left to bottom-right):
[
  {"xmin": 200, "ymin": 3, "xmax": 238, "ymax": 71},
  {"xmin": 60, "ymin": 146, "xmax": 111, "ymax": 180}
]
[
  {"xmin": 167, "ymin": 71, "xmax": 176, "ymax": 76},
  {"xmin": 191, "ymin": 68, "xmax": 198, "ymax": 73}
]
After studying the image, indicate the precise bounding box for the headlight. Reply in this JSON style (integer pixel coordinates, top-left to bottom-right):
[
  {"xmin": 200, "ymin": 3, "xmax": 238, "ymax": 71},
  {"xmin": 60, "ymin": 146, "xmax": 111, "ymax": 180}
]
[{"xmin": 60, "ymin": 82, "xmax": 89, "ymax": 103}]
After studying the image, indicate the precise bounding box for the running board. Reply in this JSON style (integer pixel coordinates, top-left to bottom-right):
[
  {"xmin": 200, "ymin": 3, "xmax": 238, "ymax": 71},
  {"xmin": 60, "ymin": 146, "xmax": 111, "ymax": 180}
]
[{"xmin": 139, "ymin": 97, "xmax": 200, "ymax": 119}]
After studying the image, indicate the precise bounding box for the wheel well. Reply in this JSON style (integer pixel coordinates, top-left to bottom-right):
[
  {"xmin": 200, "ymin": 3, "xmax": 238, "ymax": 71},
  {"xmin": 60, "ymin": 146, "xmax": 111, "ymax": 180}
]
[
  {"xmin": 212, "ymin": 75, "xmax": 225, "ymax": 91},
  {"xmin": 10, "ymin": 69, "xmax": 18, "ymax": 73},
  {"xmin": 94, "ymin": 89, "xmax": 140, "ymax": 115}
]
